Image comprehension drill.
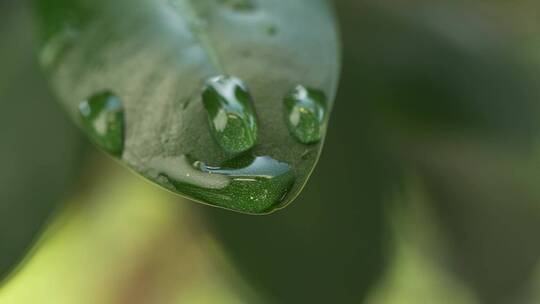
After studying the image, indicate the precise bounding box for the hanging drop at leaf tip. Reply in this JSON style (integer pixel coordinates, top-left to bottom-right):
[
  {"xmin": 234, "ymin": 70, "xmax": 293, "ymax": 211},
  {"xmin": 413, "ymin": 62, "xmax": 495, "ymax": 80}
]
[{"xmin": 147, "ymin": 153, "xmax": 296, "ymax": 214}]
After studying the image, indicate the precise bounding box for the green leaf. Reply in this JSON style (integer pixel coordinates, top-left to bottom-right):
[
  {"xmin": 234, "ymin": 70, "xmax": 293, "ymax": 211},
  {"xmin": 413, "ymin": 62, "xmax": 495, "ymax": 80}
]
[
  {"xmin": 34, "ymin": 0, "xmax": 341, "ymax": 214},
  {"xmin": 0, "ymin": 3, "xmax": 84, "ymax": 282}
]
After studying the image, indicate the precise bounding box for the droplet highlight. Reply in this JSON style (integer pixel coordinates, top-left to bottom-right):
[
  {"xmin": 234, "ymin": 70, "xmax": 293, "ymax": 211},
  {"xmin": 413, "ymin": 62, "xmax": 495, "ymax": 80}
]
[
  {"xmin": 79, "ymin": 91, "xmax": 125, "ymax": 157},
  {"xmin": 148, "ymin": 154, "xmax": 295, "ymax": 214},
  {"xmin": 202, "ymin": 75, "xmax": 259, "ymax": 154},
  {"xmin": 284, "ymin": 85, "xmax": 328, "ymax": 144}
]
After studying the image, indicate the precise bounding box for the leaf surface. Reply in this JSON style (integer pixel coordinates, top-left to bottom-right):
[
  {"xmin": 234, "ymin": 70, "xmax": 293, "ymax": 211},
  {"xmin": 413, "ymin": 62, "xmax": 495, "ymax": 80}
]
[{"xmin": 35, "ymin": 0, "xmax": 341, "ymax": 214}]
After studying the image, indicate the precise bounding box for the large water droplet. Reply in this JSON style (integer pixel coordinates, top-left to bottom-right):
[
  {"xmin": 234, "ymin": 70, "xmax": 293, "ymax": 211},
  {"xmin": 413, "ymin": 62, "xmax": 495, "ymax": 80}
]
[
  {"xmin": 148, "ymin": 154, "xmax": 295, "ymax": 214},
  {"xmin": 79, "ymin": 91, "xmax": 125, "ymax": 157},
  {"xmin": 202, "ymin": 75, "xmax": 259, "ymax": 154},
  {"xmin": 284, "ymin": 85, "xmax": 328, "ymax": 144}
]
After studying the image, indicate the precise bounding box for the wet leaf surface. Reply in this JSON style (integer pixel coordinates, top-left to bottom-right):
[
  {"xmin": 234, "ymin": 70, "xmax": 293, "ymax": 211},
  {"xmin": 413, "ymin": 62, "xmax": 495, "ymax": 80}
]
[{"xmin": 35, "ymin": 0, "xmax": 341, "ymax": 214}]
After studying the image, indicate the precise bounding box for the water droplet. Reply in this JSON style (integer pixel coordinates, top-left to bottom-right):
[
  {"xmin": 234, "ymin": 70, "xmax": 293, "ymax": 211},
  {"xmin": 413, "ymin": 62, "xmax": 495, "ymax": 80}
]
[
  {"xmin": 79, "ymin": 91, "xmax": 125, "ymax": 157},
  {"xmin": 148, "ymin": 154, "xmax": 295, "ymax": 214},
  {"xmin": 284, "ymin": 85, "xmax": 328, "ymax": 144},
  {"xmin": 202, "ymin": 75, "xmax": 259, "ymax": 154}
]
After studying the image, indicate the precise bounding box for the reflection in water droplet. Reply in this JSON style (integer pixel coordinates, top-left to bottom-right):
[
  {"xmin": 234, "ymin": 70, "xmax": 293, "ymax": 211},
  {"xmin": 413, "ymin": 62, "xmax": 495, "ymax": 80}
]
[
  {"xmin": 148, "ymin": 154, "xmax": 295, "ymax": 214},
  {"xmin": 284, "ymin": 85, "xmax": 327, "ymax": 144},
  {"xmin": 202, "ymin": 75, "xmax": 259, "ymax": 154},
  {"xmin": 79, "ymin": 91, "xmax": 125, "ymax": 157},
  {"xmin": 39, "ymin": 27, "xmax": 79, "ymax": 70}
]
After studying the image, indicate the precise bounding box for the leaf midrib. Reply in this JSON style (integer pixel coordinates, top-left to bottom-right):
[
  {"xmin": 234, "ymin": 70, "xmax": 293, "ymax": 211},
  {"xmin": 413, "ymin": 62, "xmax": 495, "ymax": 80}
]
[{"xmin": 169, "ymin": 0, "xmax": 225, "ymax": 73}]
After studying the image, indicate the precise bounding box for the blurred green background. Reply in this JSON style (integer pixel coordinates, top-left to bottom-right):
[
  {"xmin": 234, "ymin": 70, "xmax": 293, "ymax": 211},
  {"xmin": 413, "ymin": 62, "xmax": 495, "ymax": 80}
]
[{"xmin": 2, "ymin": 0, "xmax": 540, "ymax": 303}]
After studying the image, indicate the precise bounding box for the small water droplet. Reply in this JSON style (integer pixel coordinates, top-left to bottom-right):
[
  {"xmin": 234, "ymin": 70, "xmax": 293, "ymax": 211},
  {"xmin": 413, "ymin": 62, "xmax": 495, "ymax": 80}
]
[
  {"xmin": 284, "ymin": 85, "xmax": 328, "ymax": 144},
  {"xmin": 79, "ymin": 91, "xmax": 125, "ymax": 157},
  {"xmin": 148, "ymin": 154, "xmax": 295, "ymax": 214},
  {"xmin": 202, "ymin": 75, "xmax": 259, "ymax": 154}
]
